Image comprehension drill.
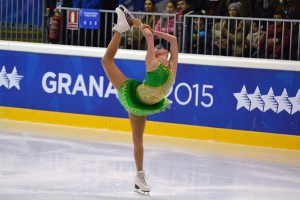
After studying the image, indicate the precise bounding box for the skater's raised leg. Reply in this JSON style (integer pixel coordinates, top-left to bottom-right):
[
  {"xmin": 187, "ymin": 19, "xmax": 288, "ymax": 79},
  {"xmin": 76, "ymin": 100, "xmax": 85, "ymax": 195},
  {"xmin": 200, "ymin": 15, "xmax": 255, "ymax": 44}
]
[
  {"xmin": 101, "ymin": 32, "xmax": 126, "ymax": 90},
  {"xmin": 101, "ymin": 7, "xmax": 130, "ymax": 90}
]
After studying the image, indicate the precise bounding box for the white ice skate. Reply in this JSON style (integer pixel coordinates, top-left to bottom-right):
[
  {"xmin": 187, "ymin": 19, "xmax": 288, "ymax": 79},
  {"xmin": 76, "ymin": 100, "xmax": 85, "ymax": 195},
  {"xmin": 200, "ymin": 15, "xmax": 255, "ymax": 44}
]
[
  {"xmin": 134, "ymin": 170, "xmax": 150, "ymax": 195},
  {"xmin": 112, "ymin": 7, "xmax": 130, "ymax": 33},
  {"xmin": 119, "ymin": 4, "xmax": 135, "ymax": 20}
]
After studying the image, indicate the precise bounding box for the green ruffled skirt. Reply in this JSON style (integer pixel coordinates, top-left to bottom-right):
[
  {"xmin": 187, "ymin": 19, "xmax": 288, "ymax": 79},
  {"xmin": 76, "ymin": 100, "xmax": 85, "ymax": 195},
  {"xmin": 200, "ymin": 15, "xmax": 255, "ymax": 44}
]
[{"xmin": 118, "ymin": 79, "xmax": 170, "ymax": 116}]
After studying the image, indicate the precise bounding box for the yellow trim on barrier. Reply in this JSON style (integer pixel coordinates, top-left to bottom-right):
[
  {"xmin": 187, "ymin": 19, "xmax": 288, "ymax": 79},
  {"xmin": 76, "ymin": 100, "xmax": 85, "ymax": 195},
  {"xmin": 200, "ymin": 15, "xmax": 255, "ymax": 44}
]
[
  {"xmin": 1, "ymin": 106, "xmax": 300, "ymax": 150},
  {"xmin": 214, "ymin": 128, "xmax": 300, "ymax": 150},
  {"xmin": 1, "ymin": 106, "xmax": 132, "ymax": 132}
]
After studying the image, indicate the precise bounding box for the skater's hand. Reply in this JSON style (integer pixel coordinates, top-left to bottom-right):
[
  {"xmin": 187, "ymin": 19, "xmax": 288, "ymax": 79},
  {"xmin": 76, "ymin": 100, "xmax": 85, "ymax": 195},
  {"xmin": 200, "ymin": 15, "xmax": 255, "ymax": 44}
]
[
  {"xmin": 140, "ymin": 24, "xmax": 154, "ymax": 33},
  {"xmin": 153, "ymin": 30, "xmax": 161, "ymax": 37},
  {"xmin": 132, "ymin": 18, "xmax": 142, "ymax": 27}
]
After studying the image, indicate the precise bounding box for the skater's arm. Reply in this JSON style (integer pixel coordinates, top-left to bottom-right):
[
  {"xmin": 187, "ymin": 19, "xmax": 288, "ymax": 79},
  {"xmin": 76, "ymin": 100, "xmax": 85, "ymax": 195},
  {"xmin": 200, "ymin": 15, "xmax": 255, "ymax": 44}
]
[
  {"xmin": 132, "ymin": 18, "xmax": 159, "ymax": 68},
  {"xmin": 153, "ymin": 31, "xmax": 178, "ymax": 67}
]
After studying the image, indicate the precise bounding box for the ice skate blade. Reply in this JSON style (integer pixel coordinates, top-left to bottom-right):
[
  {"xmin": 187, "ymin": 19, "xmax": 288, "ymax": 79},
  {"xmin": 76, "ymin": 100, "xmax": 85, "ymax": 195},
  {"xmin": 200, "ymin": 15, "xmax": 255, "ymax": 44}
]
[
  {"xmin": 134, "ymin": 188, "xmax": 150, "ymax": 196},
  {"xmin": 119, "ymin": 4, "xmax": 135, "ymax": 19}
]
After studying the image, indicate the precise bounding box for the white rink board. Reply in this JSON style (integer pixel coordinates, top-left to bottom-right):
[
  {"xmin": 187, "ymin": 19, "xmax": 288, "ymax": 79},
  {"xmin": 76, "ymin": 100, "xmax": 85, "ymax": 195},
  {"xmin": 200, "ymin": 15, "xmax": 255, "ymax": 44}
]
[{"xmin": 0, "ymin": 40, "xmax": 299, "ymax": 71}]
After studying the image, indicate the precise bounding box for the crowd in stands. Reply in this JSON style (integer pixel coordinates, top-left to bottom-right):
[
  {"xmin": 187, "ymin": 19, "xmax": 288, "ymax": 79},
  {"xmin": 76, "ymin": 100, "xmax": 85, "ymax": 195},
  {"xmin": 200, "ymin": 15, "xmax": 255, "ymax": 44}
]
[
  {"xmin": 44, "ymin": 0, "xmax": 300, "ymax": 60},
  {"xmin": 174, "ymin": 0, "xmax": 300, "ymax": 59}
]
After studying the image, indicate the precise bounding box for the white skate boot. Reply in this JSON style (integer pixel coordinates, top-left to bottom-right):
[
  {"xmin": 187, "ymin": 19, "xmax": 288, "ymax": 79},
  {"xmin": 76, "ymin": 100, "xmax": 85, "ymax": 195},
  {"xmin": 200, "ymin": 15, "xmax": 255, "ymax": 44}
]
[
  {"xmin": 134, "ymin": 170, "xmax": 150, "ymax": 195},
  {"xmin": 112, "ymin": 7, "xmax": 130, "ymax": 33}
]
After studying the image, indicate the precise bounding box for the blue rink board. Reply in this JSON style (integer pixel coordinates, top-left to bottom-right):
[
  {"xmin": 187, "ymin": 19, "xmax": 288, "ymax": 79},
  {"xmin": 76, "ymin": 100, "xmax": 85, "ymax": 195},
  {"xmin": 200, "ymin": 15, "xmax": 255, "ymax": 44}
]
[{"xmin": 0, "ymin": 51, "xmax": 299, "ymax": 135}]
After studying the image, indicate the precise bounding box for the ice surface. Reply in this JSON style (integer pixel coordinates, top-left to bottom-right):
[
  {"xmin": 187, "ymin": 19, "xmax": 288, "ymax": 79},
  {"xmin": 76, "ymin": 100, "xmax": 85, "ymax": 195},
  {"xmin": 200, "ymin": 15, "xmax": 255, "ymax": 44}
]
[{"xmin": 0, "ymin": 121, "xmax": 300, "ymax": 200}]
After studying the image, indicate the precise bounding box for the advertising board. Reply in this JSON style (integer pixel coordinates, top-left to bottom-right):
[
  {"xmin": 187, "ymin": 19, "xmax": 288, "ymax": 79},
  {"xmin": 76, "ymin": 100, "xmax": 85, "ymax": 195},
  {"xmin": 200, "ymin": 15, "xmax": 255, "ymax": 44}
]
[{"xmin": 1, "ymin": 48, "xmax": 299, "ymax": 135}]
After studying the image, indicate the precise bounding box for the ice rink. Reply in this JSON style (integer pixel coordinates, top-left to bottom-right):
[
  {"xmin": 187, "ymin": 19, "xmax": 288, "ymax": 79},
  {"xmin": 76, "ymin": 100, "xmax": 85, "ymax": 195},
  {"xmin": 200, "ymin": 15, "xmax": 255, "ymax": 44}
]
[{"xmin": 1, "ymin": 120, "xmax": 300, "ymax": 200}]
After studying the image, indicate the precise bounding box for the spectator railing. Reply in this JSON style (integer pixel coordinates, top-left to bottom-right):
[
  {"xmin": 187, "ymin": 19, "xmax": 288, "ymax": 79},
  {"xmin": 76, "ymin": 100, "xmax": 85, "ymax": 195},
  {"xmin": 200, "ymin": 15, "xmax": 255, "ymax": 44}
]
[
  {"xmin": 57, "ymin": 8, "xmax": 115, "ymax": 47},
  {"xmin": 1, "ymin": 2, "xmax": 299, "ymax": 61},
  {"xmin": 122, "ymin": 11, "xmax": 177, "ymax": 51},
  {"xmin": 56, "ymin": 8, "xmax": 177, "ymax": 50},
  {"xmin": 183, "ymin": 15, "xmax": 300, "ymax": 60}
]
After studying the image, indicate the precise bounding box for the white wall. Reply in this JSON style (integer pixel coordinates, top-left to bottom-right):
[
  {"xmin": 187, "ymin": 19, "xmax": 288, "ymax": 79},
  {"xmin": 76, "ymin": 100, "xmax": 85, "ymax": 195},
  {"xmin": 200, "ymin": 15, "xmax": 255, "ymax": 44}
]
[{"xmin": 0, "ymin": 40, "xmax": 299, "ymax": 72}]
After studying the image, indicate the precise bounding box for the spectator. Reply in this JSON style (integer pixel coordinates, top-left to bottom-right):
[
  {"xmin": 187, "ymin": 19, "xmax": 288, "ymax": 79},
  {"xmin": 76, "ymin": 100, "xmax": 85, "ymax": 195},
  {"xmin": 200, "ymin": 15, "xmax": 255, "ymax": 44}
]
[
  {"xmin": 127, "ymin": 0, "xmax": 159, "ymax": 50},
  {"xmin": 277, "ymin": 0, "xmax": 292, "ymax": 18},
  {"xmin": 176, "ymin": 0, "xmax": 194, "ymax": 52},
  {"xmin": 283, "ymin": 0, "xmax": 299, "ymax": 20},
  {"xmin": 216, "ymin": 1, "xmax": 252, "ymax": 41},
  {"xmin": 245, "ymin": 21, "xmax": 266, "ymax": 57},
  {"xmin": 45, "ymin": 0, "xmax": 57, "ymax": 16},
  {"xmin": 154, "ymin": 0, "xmax": 177, "ymax": 49},
  {"xmin": 252, "ymin": 0, "xmax": 280, "ymax": 19},
  {"xmin": 189, "ymin": 0, "xmax": 207, "ymax": 14},
  {"xmin": 176, "ymin": 0, "xmax": 194, "ymax": 26},
  {"xmin": 188, "ymin": 0, "xmax": 221, "ymax": 16},
  {"xmin": 205, "ymin": 0, "xmax": 221, "ymax": 16},
  {"xmin": 217, "ymin": 0, "xmax": 252, "ymax": 17},
  {"xmin": 285, "ymin": 0, "xmax": 300, "ymax": 60},
  {"xmin": 154, "ymin": 0, "xmax": 177, "ymax": 35},
  {"xmin": 257, "ymin": 10, "xmax": 290, "ymax": 59},
  {"xmin": 177, "ymin": 0, "xmax": 194, "ymax": 16},
  {"xmin": 199, "ymin": 0, "xmax": 222, "ymax": 55},
  {"xmin": 190, "ymin": 15, "xmax": 207, "ymax": 54},
  {"xmin": 211, "ymin": 2, "xmax": 246, "ymax": 56}
]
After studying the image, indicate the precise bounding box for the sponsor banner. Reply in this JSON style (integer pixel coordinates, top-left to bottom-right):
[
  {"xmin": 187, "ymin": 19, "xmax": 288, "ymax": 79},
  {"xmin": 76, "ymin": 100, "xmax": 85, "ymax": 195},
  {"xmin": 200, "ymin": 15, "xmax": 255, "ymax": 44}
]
[
  {"xmin": 0, "ymin": 50, "xmax": 299, "ymax": 135},
  {"xmin": 79, "ymin": 9, "xmax": 100, "ymax": 30}
]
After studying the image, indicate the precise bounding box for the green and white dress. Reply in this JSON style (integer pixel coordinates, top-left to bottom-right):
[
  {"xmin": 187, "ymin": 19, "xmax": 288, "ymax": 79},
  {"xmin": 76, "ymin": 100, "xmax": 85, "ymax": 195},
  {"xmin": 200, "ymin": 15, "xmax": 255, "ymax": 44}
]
[{"xmin": 118, "ymin": 63, "xmax": 175, "ymax": 116}]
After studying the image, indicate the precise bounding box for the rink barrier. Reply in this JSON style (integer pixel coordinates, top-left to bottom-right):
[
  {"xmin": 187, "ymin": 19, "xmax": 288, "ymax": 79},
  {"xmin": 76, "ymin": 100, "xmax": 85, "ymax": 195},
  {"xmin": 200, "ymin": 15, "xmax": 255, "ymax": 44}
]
[
  {"xmin": 1, "ymin": 107, "xmax": 299, "ymax": 150},
  {"xmin": 0, "ymin": 41, "xmax": 300, "ymax": 150}
]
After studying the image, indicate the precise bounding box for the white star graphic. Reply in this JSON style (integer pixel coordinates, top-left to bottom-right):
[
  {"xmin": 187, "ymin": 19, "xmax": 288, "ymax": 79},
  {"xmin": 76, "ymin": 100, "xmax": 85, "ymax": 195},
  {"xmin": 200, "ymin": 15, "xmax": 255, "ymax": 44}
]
[
  {"xmin": 6, "ymin": 67, "xmax": 23, "ymax": 90},
  {"xmin": 233, "ymin": 85, "xmax": 251, "ymax": 111},
  {"xmin": 274, "ymin": 89, "xmax": 292, "ymax": 114},
  {"xmin": 288, "ymin": 89, "xmax": 300, "ymax": 115},
  {"xmin": 261, "ymin": 87, "xmax": 278, "ymax": 113},
  {"xmin": 247, "ymin": 86, "xmax": 264, "ymax": 111},
  {"xmin": 0, "ymin": 66, "xmax": 9, "ymax": 88}
]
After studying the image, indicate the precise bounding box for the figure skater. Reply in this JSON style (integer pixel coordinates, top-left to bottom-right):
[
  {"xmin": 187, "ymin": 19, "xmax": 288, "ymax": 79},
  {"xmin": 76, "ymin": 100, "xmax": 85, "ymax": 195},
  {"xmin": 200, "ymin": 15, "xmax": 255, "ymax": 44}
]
[{"xmin": 101, "ymin": 6, "xmax": 178, "ymax": 194}]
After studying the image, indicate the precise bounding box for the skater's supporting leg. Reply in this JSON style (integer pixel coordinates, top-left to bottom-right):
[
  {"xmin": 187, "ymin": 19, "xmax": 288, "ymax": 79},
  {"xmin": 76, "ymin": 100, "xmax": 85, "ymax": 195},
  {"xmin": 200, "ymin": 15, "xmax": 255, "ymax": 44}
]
[
  {"xmin": 129, "ymin": 113, "xmax": 150, "ymax": 194},
  {"xmin": 101, "ymin": 32, "xmax": 127, "ymax": 90},
  {"xmin": 129, "ymin": 113, "xmax": 146, "ymax": 171}
]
